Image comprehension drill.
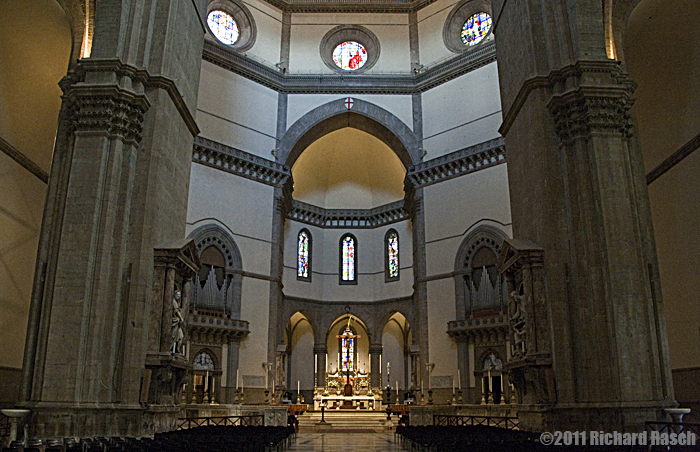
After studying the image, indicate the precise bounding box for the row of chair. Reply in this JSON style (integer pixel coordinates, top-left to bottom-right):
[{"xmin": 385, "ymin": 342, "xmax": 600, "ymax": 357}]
[{"xmin": 2, "ymin": 425, "xmax": 295, "ymax": 452}]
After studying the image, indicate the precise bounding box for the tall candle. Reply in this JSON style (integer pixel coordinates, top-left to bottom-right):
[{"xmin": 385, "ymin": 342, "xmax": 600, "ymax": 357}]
[
  {"xmin": 458, "ymin": 369, "xmax": 461, "ymax": 390},
  {"xmin": 236, "ymin": 369, "xmax": 239, "ymax": 390},
  {"xmin": 368, "ymin": 354, "xmax": 371, "ymax": 373},
  {"xmin": 453, "ymin": 377, "xmax": 455, "ymax": 394},
  {"xmin": 265, "ymin": 365, "xmax": 268, "ymax": 389},
  {"xmin": 297, "ymin": 380, "xmax": 300, "ymax": 394},
  {"xmin": 421, "ymin": 381, "xmax": 423, "ymax": 393},
  {"xmin": 315, "ymin": 355, "xmax": 318, "ymax": 375},
  {"xmin": 488, "ymin": 370, "xmax": 492, "ymax": 392},
  {"xmin": 396, "ymin": 381, "xmax": 399, "ymax": 395},
  {"xmin": 205, "ymin": 371, "xmax": 209, "ymax": 392},
  {"xmin": 325, "ymin": 354, "xmax": 328, "ymax": 373}
]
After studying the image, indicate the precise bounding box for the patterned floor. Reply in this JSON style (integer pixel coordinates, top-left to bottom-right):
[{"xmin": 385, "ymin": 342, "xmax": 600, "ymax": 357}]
[{"xmin": 287, "ymin": 432, "xmax": 410, "ymax": 451}]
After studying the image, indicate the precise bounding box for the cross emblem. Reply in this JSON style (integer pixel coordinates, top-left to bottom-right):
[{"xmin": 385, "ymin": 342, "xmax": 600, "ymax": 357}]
[{"xmin": 344, "ymin": 97, "xmax": 354, "ymax": 110}]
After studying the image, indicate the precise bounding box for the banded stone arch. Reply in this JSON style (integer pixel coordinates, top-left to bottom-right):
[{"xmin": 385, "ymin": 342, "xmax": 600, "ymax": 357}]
[{"xmin": 277, "ymin": 98, "xmax": 422, "ymax": 168}]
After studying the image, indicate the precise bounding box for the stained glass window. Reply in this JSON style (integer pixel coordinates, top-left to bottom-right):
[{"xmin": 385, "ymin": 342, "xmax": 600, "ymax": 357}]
[
  {"xmin": 207, "ymin": 10, "xmax": 240, "ymax": 45},
  {"xmin": 341, "ymin": 235, "xmax": 355, "ymax": 281},
  {"xmin": 342, "ymin": 333, "xmax": 354, "ymax": 371},
  {"xmin": 461, "ymin": 12, "xmax": 492, "ymax": 46},
  {"xmin": 193, "ymin": 351, "xmax": 215, "ymax": 371},
  {"xmin": 387, "ymin": 231, "xmax": 399, "ymax": 279},
  {"xmin": 298, "ymin": 230, "xmax": 310, "ymax": 278},
  {"xmin": 332, "ymin": 41, "xmax": 368, "ymax": 71}
]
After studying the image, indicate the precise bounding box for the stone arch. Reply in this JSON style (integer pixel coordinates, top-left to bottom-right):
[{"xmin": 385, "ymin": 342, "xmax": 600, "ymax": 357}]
[
  {"xmin": 277, "ymin": 98, "xmax": 421, "ymax": 169},
  {"xmin": 191, "ymin": 347, "xmax": 219, "ymax": 369},
  {"xmin": 188, "ymin": 224, "xmax": 243, "ymax": 317},
  {"xmin": 188, "ymin": 224, "xmax": 243, "ymax": 272},
  {"xmin": 454, "ymin": 225, "xmax": 509, "ymax": 318}
]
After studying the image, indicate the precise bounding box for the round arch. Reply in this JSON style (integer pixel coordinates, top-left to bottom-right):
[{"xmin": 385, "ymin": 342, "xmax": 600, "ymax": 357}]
[
  {"xmin": 277, "ymin": 98, "xmax": 422, "ymax": 169},
  {"xmin": 188, "ymin": 224, "xmax": 243, "ymax": 272}
]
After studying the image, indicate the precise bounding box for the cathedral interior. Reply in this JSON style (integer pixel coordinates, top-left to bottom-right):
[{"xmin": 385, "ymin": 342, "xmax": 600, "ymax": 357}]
[{"xmin": 0, "ymin": 0, "xmax": 698, "ymax": 441}]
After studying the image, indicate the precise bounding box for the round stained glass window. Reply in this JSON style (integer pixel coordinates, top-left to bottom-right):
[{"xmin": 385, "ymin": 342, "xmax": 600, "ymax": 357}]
[
  {"xmin": 207, "ymin": 10, "xmax": 240, "ymax": 45},
  {"xmin": 332, "ymin": 41, "xmax": 368, "ymax": 71},
  {"xmin": 461, "ymin": 12, "xmax": 492, "ymax": 46}
]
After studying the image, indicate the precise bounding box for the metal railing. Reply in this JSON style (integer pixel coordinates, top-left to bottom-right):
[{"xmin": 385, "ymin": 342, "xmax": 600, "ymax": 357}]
[
  {"xmin": 433, "ymin": 414, "xmax": 519, "ymax": 430},
  {"xmin": 176, "ymin": 414, "xmax": 264, "ymax": 430},
  {"xmin": 645, "ymin": 421, "xmax": 700, "ymax": 436}
]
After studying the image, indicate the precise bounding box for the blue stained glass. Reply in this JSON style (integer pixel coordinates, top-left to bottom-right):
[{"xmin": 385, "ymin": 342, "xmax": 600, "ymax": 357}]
[
  {"xmin": 342, "ymin": 236, "xmax": 355, "ymax": 281},
  {"xmin": 388, "ymin": 232, "xmax": 399, "ymax": 278},
  {"xmin": 332, "ymin": 41, "xmax": 368, "ymax": 71},
  {"xmin": 207, "ymin": 10, "xmax": 240, "ymax": 45},
  {"xmin": 298, "ymin": 231, "xmax": 309, "ymax": 278},
  {"xmin": 461, "ymin": 12, "xmax": 492, "ymax": 46},
  {"xmin": 342, "ymin": 337, "xmax": 354, "ymax": 370}
]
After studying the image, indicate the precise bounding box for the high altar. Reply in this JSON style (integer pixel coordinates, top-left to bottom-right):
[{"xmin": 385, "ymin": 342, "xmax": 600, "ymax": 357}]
[{"xmin": 313, "ymin": 369, "xmax": 382, "ymax": 410}]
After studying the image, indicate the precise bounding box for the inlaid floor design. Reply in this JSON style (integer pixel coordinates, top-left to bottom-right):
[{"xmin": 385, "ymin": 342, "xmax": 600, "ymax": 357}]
[{"xmin": 286, "ymin": 432, "xmax": 410, "ymax": 451}]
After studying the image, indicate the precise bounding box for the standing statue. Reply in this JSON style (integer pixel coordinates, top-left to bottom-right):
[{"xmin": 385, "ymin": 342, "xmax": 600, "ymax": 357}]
[
  {"xmin": 172, "ymin": 290, "xmax": 185, "ymax": 355},
  {"xmin": 509, "ymin": 290, "xmax": 527, "ymax": 358}
]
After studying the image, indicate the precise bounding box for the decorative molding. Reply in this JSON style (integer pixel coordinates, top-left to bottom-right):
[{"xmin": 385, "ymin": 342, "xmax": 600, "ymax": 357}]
[
  {"xmin": 188, "ymin": 311, "xmax": 250, "ymax": 343},
  {"xmin": 447, "ymin": 314, "xmax": 509, "ymax": 339},
  {"xmin": 284, "ymin": 294, "xmax": 413, "ymax": 306},
  {"xmin": 66, "ymin": 58, "xmax": 200, "ymax": 137},
  {"xmin": 202, "ymin": 39, "xmax": 496, "ymax": 95},
  {"xmin": 0, "ymin": 136, "xmax": 49, "ymax": 184},
  {"xmin": 260, "ymin": 0, "xmax": 438, "ymax": 14},
  {"xmin": 192, "ymin": 136, "xmax": 291, "ymax": 187},
  {"xmin": 646, "ymin": 131, "xmax": 700, "ymax": 185},
  {"xmin": 287, "ymin": 199, "xmax": 409, "ymax": 228},
  {"xmin": 500, "ymin": 60, "xmax": 634, "ymax": 138},
  {"xmin": 65, "ymin": 89, "xmax": 148, "ymax": 143},
  {"xmin": 406, "ymin": 137, "xmax": 506, "ymax": 188}
]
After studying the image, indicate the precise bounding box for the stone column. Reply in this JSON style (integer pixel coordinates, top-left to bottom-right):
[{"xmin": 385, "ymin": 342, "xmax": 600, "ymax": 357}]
[
  {"xmin": 369, "ymin": 344, "xmax": 383, "ymax": 389},
  {"xmin": 267, "ymin": 185, "xmax": 291, "ymax": 368},
  {"xmin": 491, "ymin": 0, "xmax": 674, "ymax": 431},
  {"xmin": 18, "ymin": 0, "xmax": 205, "ymax": 438},
  {"xmin": 225, "ymin": 338, "xmax": 242, "ymax": 403},
  {"xmin": 314, "ymin": 344, "xmax": 327, "ymax": 388},
  {"xmin": 409, "ymin": 188, "xmax": 430, "ymax": 387}
]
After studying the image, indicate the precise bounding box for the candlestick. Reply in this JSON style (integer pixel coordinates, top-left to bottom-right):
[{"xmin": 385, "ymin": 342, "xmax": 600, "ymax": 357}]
[
  {"xmin": 453, "ymin": 377, "xmax": 455, "ymax": 394},
  {"xmin": 265, "ymin": 366, "xmax": 268, "ymax": 390},
  {"xmin": 297, "ymin": 380, "xmax": 300, "ymax": 394},
  {"xmin": 236, "ymin": 370, "xmax": 239, "ymax": 390},
  {"xmin": 458, "ymin": 369, "xmax": 461, "ymax": 390},
  {"xmin": 396, "ymin": 381, "xmax": 398, "ymax": 395},
  {"xmin": 204, "ymin": 371, "xmax": 209, "ymax": 392},
  {"xmin": 368, "ymin": 354, "xmax": 371, "ymax": 373}
]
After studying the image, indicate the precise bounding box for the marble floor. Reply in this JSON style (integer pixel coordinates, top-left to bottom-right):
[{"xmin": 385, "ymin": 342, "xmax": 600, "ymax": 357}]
[{"xmin": 287, "ymin": 432, "xmax": 410, "ymax": 451}]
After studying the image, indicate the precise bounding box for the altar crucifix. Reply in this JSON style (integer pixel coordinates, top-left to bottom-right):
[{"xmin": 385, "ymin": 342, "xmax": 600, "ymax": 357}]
[{"xmin": 337, "ymin": 324, "xmax": 360, "ymax": 396}]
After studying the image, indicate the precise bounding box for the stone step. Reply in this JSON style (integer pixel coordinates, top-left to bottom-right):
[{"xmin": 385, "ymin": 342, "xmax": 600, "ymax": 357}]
[{"xmin": 297, "ymin": 411, "xmax": 390, "ymax": 430}]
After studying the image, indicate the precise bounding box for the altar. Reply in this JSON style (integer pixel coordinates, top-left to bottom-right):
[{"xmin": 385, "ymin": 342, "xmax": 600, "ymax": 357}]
[
  {"xmin": 313, "ymin": 393, "xmax": 382, "ymax": 411},
  {"xmin": 313, "ymin": 368, "xmax": 382, "ymax": 410}
]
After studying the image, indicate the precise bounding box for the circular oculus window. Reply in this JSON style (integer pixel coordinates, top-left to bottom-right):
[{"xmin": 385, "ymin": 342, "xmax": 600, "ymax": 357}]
[
  {"xmin": 332, "ymin": 41, "xmax": 368, "ymax": 71},
  {"xmin": 207, "ymin": 10, "xmax": 240, "ymax": 45},
  {"xmin": 460, "ymin": 12, "xmax": 492, "ymax": 46}
]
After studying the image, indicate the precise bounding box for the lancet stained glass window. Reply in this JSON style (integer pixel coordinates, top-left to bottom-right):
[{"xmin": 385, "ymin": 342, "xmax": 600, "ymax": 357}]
[
  {"xmin": 461, "ymin": 12, "xmax": 492, "ymax": 46},
  {"xmin": 298, "ymin": 230, "xmax": 310, "ymax": 278},
  {"xmin": 341, "ymin": 235, "xmax": 356, "ymax": 281},
  {"xmin": 342, "ymin": 334, "xmax": 354, "ymax": 371},
  {"xmin": 207, "ymin": 10, "xmax": 240, "ymax": 45},
  {"xmin": 387, "ymin": 231, "xmax": 399, "ymax": 279},
  {"xmin": 332, "ymin": 41, "xmax": 368, "ymax": 71}
]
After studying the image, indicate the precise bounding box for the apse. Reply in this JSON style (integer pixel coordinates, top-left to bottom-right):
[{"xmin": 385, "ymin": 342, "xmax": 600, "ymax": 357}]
[{"xmin": 291, "ymin": 128, "xmax": 406, "ymax": 210}]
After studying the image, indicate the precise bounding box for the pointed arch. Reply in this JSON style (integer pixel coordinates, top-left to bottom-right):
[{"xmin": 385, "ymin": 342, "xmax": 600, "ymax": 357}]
[
  {"xmin": 297, "ymin": 228, "xmax": 312, "ymax": 281},
  {"xmin": 339, "ymin": 233, "xmax": 358, "ymax": 285},
  {"xmin": 277, "ymin": 98, "xmax": 421, "ymax": 168},
  {"xmin": 385, "ymin": 228, "xmax": 399, "ymax": 282}
]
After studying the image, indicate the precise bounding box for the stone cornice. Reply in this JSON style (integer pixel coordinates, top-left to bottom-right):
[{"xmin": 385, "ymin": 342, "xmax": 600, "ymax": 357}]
[
  {"xmin": 202, "ymin": 40, "xmax": 496, "ymax": 95},
  {"xmin": 287, "ymin": 199, "xmax": 409, "ymax": 228},
  {"xmin": 447, "ymin": 314, "xmax": 508, "ymax": 339},
  {"xmin": 0, "ymin": 136, "xmax": 49, "ymax": 184},
  {"xmin": 406, "ymin": 137, "xmax": 506, "ymax": 188},
  {"xmin": 69, "ymin": 58, "xmax": 200, "ymax": 136},
  {"xmin": 188, "ymin": 311, "xmax": 250, "ymax": 343},
  {"xmin": 284, "ymin": 294, "xmax": 413, "ymax": 306},
  {"xmin": 263, "ymin": 0, "xmax": 436, "ymax": 14},
  {"xmin": 192, "ymin": 136, "xmax": 292, "ymax": 187},
  {"xmin": 499, "ymin": 60, "xmax": 633, "ymax": 137}
]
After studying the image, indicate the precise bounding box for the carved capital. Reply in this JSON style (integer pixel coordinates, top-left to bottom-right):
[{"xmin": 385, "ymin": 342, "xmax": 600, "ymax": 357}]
[
  {"xmin": 548, "ymin": 88, "xmax": 634, "ymax": 146},
  {"xmin": 65, "ymin": 91, "xmax": 148, "ymax": 143}
]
